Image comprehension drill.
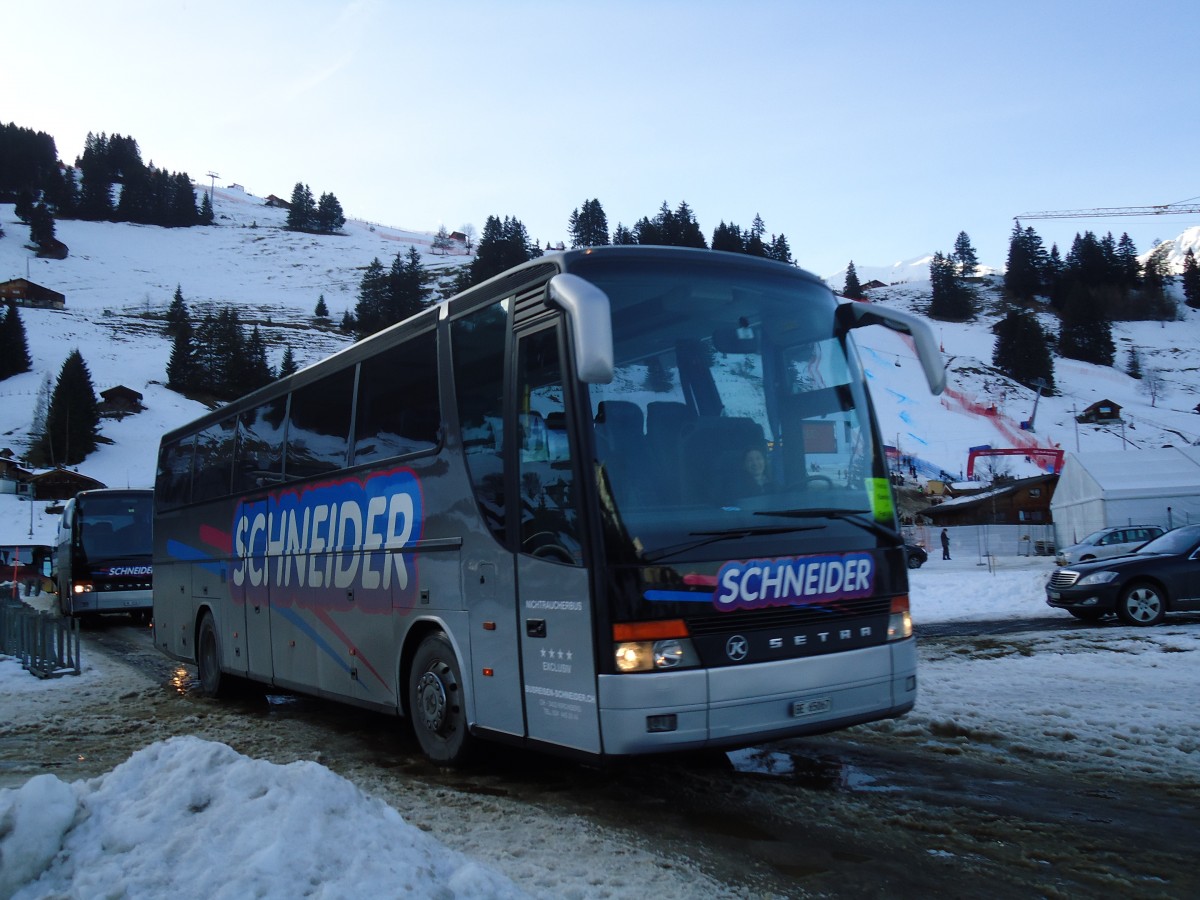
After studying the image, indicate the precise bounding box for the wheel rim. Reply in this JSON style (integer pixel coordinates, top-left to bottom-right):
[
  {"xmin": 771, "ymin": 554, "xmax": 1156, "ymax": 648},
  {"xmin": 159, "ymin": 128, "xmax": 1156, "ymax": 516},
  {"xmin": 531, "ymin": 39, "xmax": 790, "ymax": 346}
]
[
  {"xmin": 1124, "ymin": 587, "xmax": 1162, "ymax": 623},
  {"xmin": 416, "ymin": 665, "xmax": 451, "ymax": 735}
]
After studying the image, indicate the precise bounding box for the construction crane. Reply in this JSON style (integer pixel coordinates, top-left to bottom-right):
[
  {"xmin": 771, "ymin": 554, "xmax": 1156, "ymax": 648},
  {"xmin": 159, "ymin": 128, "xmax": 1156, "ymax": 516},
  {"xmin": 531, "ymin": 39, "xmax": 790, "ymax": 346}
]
[{"xmin": 1017, "ymin": 195, "xmax": 1200, "ymax": 220}]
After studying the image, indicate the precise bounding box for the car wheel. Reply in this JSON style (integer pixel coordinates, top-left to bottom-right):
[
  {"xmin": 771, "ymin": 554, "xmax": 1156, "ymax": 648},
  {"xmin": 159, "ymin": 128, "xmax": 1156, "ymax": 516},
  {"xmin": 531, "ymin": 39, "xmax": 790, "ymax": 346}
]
[
  {"xmin": 196, "ymin": 611, "xmax": 230, "ymax": 697},
  {"xmin": 409, "ymin": 632, "xmax": 474, "ymax": 766},
  {"xmin": 1115, "ymin": 582, "xmax": 1166, "ymax": 626},
  {"xmin": 907, "ymin": 554, "xmax": 923, "ymax": 569},
  {"xmin": 1067, "ymin": 608, "xmax": 1105, "ymax": 621}
]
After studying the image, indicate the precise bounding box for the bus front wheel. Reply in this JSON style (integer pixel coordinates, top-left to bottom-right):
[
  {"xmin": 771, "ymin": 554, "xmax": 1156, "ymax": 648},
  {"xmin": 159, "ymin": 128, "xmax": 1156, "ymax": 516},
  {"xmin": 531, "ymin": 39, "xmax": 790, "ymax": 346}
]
[{"xmin": 409, "ymin": 632, "xmax": 474, "ymax": 766}]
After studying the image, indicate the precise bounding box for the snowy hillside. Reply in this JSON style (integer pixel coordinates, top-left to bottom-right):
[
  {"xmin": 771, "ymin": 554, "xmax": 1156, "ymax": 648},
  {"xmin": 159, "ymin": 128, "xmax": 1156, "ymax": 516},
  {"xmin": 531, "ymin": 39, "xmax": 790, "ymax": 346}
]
[{"xmin": 3, "ymin": 187, "xmax": 1200, "ymax": 545}]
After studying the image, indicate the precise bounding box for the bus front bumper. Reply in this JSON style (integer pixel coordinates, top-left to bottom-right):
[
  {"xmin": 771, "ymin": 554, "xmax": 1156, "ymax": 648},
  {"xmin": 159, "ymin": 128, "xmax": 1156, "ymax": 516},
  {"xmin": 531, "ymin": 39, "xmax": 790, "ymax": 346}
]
[
  {"xmin": 68, "ymin": 589, "xmax": 153, "ymax": 615},
  {"xmin": 596, "ymin": 640, "xmax": 917, "ymax": 756}
]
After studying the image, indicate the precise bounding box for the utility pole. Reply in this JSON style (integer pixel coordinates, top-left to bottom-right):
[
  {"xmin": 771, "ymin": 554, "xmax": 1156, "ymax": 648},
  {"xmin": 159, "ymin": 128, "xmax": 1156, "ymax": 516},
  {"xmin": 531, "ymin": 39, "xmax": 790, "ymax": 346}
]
[{"xmin": 207, "ymin": 171, "xmax": 219, "ymax": 204}]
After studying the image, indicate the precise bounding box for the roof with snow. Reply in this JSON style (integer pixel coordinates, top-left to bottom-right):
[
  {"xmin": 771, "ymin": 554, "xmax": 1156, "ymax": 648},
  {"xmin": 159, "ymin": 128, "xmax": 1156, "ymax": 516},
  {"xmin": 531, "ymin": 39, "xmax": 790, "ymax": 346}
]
[{"xmin": 1054, "ymin": 448, "xmax": 1200, "ymax": 501}]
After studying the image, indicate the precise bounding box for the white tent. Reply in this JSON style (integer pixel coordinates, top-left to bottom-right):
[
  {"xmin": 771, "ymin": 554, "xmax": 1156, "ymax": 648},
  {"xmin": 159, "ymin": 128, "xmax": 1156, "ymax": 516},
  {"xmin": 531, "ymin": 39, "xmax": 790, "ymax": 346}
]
[{"xmin": 1051, "ymin": 448, "xmax": 1200, "ymax": 547}]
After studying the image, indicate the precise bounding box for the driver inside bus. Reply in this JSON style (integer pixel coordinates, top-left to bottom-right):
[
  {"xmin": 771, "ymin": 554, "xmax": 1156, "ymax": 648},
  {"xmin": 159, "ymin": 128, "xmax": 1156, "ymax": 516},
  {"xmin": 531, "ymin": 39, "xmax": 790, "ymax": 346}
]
[{"xmin": 726, "ymin": 446, "xmax": 772, "ymax": 500}]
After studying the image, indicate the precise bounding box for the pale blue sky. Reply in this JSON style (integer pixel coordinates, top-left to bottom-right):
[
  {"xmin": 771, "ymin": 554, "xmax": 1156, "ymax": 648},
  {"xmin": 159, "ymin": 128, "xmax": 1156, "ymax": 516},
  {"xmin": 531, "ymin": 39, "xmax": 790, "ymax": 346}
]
[{"xmin": 5, "ymin": 0, "xmax": 1197, "ymax": 276}]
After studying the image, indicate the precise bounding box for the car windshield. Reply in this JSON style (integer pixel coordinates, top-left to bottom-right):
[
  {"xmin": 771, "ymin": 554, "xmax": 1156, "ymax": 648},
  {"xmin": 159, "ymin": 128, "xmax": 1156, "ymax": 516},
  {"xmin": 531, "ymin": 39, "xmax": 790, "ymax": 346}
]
[
  {"xmin": 1135, "ymin": 526, "xmax": 1200, "ymax": 556},
  {"xmin": 1077, "ymin": 529, "xmax": 1109, "ymax": 546}
]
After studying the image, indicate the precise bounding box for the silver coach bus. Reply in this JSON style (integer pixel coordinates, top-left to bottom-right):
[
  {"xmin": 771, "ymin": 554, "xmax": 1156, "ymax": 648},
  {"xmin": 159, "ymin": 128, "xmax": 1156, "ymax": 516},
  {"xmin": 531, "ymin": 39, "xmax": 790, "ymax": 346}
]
[
  {"xmin": 153, "ymin": 246, "xmax": 944, "ymax": 764},
  {"xmin": 55, "ymin": 488, "xmax": 154, "ymax": 620}
]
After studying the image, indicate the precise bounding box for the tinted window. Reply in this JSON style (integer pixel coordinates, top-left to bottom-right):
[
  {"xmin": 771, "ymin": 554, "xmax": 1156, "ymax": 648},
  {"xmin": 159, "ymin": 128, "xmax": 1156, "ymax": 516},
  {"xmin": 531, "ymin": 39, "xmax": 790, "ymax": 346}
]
[
  {"xmin": 517, "ymin": 326, "xmax": 581, "ymax": 565},
  {"xmin": 235, "ymin": 398, "xmax": 287, "ymax": 492},
  {"xmin": 287, "ymin": 367, "xmax": 355, "ymax": 480},
  {"xmin": 192, "ymin": 418, "xmax": 237, "ymax": 502},
  {"xmin": 156, "ymin": 437, "xmax": 194, "ymax": 510},
  {"xmin": 353, "ymin": 330, "xmax": 439, "ymax": 464},
  {"xmin": 451, "ymin": 301, "xmax": 508, "ymax": 543}
]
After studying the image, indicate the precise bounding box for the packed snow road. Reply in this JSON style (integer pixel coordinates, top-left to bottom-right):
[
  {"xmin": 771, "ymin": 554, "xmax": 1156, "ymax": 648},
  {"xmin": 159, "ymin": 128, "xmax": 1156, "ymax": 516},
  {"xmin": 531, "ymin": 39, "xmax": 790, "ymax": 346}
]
[{"xmin": 4, "ymin": 615, "xmax": 1197, "ymax": 898}]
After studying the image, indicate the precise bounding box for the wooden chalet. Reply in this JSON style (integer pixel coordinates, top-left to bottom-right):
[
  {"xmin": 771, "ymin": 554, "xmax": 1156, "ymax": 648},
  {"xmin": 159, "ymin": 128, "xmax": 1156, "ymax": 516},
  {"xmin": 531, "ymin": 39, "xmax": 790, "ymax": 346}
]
[
  {"xmin": 1076, "ymin": 400, "xmax": 1122, "ymax": 425},
  {"xmin": 920, "ymin": 474, "xmax": 1058, "ymax": 526},
  {"xmin": 99, "ymin": 385, "xmax": 145, "ymax": 418},
  {"xmin": 0, "ymin": 278, "xmax": 66, "ymax": 309},
  {"xmin": 28, "ymin": 468, "xmax": 106, "ymax": 502}
]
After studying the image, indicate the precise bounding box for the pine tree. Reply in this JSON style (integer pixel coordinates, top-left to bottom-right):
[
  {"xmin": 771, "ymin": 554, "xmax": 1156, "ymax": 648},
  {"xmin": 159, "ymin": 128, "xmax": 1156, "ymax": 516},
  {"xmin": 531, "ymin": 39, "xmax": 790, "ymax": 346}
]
[
  {"xmin": 767, "ymin": 233, "xmax": 794, "ymax": 264},
  {"xmin": 30, "ymin": 372, "xmax": 52, "ymax": 446},
  {"xmin": 567, "ymin": 199, "xmax": 610, "ymax": 248},
  {"xmin": 842, "ymin": 261, "xmax": 864, "ymax": 299},
  {"xmin": 1182, "ymin": 248, "xmax": 1200, "ymax": 310},
  {"xmin": 929, "ymin": 251, "xmax": 973, "ymax": 320},
  {"xmin": 951, "ymin": 231, "xmax": 979, "ymax": 278},
  {"xmin": 992, "ymin": 309, "xmax": 1055, "ymax": 391},
  {"xmin": 1115, "ymin": 232, "xmax": 1141, "ymax": 290},
  {"xmin": 611, "ymin": 223, "xmax": 636, "ymax": 245},
  {"xmin": 354, "ymin": 257, "xmax": 391, "ymax": 336},
  {"xmin": 278, "ymin": 345, "xmax": 298, "ymax": 379},
  {"xmin": 77, "ymin": 132, "xmax": 115, "ymax": 221},
  {"xmin": 165, "ymin": 284, "xmax": 189, "ymax": 335},
  {"xmin": 35, "ymin": 349, "xmax": 101, "ymax": 466},
  {"xmin": 0, "ymin": 301, "xmax": 33, "ymax": 380},
  {"xmin": 166, "ymin": 318, "xmax": 197, "ymax": 390},
  {"xmin": 315, "ymin": 192, "xmax": 345, "ymax": 233},
  {"xmin": 240, "ymin": 325, "xmax": 274, "ymax": 393},
  {"xmin": 340, "ymin": 309, "xmax": 356, "ymax": 333},
  {"xmin": 469, "ymin": 215, "xmax": 532, "ymax": 286},
  {"xmin": 200, "ymin": 190, "xmax": 214, "ymax": 225},
  {"xmin": 1004, "ymin": 222, "xmax": 1049, "ymax": 303},
  {"xmin": 388, "ymin": 246, "xmax": 431, "ymax": 324},
  {"xmin": 286, "ymin": 182, "xmax": 315, "ymax": 231},
  {"xmin": 1057, "ymin": 282, "xmax": 1115, "ymax": 366},
  {"xmin": 1126, "ymin": 346, "xmax": 1143, "ymax": 380},
  {"xmin": 711, "ymin": 221, "xmax": 744, "ymax": 253},
  {"xmin": 28, "ymin": 203, "xmax": 57, "ymax": 253},
  {"xmin": 314, "ymin": 294, "xmax": 330, "ymax": 318}
]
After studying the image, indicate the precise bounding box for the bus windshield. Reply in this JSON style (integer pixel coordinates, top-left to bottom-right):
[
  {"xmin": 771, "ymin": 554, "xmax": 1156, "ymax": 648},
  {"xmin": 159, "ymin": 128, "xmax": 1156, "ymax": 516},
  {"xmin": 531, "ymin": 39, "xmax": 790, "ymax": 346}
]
[
  {"xmin": 574, "ymin": 255, "xmax": 888, "ymax": 562},
  {"xmin": 78, "ymin": 492, "xmax": 154, "ymax": 560}
]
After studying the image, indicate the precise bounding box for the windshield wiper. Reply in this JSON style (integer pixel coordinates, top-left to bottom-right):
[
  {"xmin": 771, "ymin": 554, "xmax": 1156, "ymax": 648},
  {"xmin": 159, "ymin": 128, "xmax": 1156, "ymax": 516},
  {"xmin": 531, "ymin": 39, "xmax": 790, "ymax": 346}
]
[
  {"xmin": 753, "ymin": 507, "xmax": 903, "ymax": 543},
  {"xmin": 643, "ymin": 524, "xmax": 823, "ymax": 563}
]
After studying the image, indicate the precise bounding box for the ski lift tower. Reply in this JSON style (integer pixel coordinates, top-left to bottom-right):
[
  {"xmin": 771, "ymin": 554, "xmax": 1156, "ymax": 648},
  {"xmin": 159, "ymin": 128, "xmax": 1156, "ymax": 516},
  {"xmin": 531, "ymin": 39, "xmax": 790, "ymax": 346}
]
[{"xmin": 1020, "ymin": 378, "xmax": 1047, "ymax": 432}]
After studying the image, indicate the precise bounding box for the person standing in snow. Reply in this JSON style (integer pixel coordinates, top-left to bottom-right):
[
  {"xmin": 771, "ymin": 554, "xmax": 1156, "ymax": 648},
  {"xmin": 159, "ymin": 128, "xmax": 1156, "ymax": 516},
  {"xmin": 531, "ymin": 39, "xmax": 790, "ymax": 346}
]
[{"xmin": 941, "ymin": 528, "xmax": 951, "ymax": 560}]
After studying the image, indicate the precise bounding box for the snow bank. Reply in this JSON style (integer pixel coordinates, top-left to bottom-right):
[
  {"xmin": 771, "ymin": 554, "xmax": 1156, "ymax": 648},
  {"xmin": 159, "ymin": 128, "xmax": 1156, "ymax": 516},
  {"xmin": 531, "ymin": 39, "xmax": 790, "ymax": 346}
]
[{"xmin": 1, "ymin": 736, "xmax": 525, "ymax": 900}]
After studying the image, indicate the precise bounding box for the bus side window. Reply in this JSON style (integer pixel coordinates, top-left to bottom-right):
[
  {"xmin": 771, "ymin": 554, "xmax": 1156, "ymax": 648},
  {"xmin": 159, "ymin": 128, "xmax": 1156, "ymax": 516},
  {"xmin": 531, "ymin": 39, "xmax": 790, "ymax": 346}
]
[
  {"xmin": 234, "ymin": 398, "xmax": 286, "ymax": 492},
  {"xmin": 286, "ymin": 366, "xmax": 355, "ymax": 480},
  {"xmin": 353, "ymin": 330, "xmax": 440, "ymax": 464},
  {"xmin": 451, "ymin": 302, "xmax": 508, "ymax": 544},
  {"xmin": 156, "ymin": 437, "xmax": 195, "ymax": 510},
  {"xmin": 192, "ymin": 418, "xmax": 237, "ymax": 503}
]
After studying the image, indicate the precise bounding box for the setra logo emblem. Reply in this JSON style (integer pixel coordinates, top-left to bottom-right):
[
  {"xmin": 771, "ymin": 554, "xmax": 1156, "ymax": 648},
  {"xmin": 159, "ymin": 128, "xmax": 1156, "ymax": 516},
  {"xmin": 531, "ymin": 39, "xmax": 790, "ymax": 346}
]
[{"xmin": 725, "ymin": 634, "xmax": 749, "ymax": 662}]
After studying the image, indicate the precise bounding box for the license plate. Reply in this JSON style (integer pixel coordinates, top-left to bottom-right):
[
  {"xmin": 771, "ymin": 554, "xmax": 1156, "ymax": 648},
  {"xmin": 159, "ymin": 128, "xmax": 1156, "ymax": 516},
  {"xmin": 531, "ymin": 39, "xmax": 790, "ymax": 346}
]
[{"xmin": 791, "ymin": 697, "xmax": 832, "ymax": 718}]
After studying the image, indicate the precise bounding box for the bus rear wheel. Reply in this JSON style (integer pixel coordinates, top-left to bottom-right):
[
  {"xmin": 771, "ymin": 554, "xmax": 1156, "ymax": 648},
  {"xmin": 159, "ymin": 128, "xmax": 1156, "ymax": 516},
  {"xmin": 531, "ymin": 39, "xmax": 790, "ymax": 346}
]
[
  {"xmin": 196, "ymin": 612, "xmax": 229, "ymax": 698},
  {"xmin": 409, "ymin": 632, "xmax": 474, "ymax": 766}
]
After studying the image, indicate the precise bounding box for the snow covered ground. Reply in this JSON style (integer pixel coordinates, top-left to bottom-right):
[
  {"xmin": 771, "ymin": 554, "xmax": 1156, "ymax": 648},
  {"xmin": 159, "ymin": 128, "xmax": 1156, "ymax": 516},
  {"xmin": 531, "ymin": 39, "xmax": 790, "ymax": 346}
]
[{"xmin": 3, "ymin": 556, "xmax": 1197, "ymax": 898}]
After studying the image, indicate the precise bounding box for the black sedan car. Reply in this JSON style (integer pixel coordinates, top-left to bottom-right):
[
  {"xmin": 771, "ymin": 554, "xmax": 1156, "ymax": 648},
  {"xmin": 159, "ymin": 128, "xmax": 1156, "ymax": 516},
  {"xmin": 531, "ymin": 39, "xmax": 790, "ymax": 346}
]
[
  {"xmin": 1046, "ymin": 523, "xmax": 1200, "ymax": 625},
  {"xmin": 904, "ymin": 543, "xmax": 928, "ymax": 569}
]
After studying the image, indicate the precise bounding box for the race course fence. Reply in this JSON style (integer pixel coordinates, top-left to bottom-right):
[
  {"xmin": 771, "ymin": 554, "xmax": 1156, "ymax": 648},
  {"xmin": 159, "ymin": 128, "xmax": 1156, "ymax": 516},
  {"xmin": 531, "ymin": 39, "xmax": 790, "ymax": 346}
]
[{"xmin": 0, "ymin": 598, "xmax": 81, "ymax": 678}]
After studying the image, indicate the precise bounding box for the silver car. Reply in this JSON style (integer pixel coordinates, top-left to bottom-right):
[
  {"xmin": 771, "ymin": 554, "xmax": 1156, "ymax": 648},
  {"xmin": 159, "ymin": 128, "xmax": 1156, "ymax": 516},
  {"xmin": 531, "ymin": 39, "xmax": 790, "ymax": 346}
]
[{"xmin": 1055, "ymin": 525, "xmax": 1164, "ymax": 566}]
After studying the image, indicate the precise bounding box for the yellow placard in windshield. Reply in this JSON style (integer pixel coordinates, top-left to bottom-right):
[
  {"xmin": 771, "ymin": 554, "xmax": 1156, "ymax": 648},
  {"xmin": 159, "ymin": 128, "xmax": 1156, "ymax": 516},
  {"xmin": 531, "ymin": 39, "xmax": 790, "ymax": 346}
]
[{"xmin": 867, "ymin": 477, "xmax": 893, "ymax": 522}]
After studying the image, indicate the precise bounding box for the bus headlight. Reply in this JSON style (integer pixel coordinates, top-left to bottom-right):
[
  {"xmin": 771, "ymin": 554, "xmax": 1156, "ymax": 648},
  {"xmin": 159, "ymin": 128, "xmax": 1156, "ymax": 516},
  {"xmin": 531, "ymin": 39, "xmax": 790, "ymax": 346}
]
[
  {"xmin": 614, "ymin": 638, "xmax": 700, "ymax": 673},
  {"xmin": 73, "ymin": 582, "xmax": 94, "ymax": 595},
  {"xmin": 887, "ymin": 595, "xmax": 913, "ymax": 640}
]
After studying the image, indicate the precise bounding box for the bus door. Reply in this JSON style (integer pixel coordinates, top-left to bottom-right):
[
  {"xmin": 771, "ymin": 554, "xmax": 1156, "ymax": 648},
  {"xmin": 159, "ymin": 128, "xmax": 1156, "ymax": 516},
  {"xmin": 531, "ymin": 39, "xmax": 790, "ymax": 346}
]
[
  {"xmin": 238, "ymin": 485, "xmax": 275, "ymax": 682},
  {"xmin": 512, "ymin": 324, "xmax": 601, "ymax": 753}
]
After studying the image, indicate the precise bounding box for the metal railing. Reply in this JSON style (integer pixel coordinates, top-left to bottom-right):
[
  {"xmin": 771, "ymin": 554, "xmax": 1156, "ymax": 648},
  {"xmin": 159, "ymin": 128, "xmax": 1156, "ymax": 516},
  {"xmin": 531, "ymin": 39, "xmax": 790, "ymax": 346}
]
[{"xmin": 0, "ymin": 598, "xmax": 82, "ymax": 678}]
